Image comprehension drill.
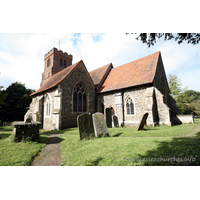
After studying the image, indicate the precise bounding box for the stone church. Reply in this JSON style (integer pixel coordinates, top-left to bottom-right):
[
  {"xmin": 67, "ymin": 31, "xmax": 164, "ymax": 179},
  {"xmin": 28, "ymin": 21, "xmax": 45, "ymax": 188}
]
[{"xmin": 25, "ymin": 47, "xmax": 180, "ymax": 130}]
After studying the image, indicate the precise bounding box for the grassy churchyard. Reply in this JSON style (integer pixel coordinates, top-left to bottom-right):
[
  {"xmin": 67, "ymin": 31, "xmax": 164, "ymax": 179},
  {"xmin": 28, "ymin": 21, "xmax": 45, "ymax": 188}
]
[{"xmin": 0, "ymin": 119, "xmax": 200, "ymax": 166}]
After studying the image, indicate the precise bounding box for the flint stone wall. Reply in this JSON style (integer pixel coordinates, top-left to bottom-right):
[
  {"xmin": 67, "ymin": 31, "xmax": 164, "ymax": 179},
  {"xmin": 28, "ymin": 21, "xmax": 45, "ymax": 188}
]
[{"xmin": 97, "ymin": 85, "xmax": 172, "ymax": 127}]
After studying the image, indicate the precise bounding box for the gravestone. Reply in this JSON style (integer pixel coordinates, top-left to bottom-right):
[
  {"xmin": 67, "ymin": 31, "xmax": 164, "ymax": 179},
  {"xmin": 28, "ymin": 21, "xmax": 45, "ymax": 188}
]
[
  {"xmin": 113, "ymin": 115, "xmax": 119, "ymax": 127},
  {"xmin": 77, "ymin": 113, "xmax": 95, "ymax": 140},
  {"xmin": 137, "ymin": 113, "xmax": 149, "ymax": 131},
  {"xmin": 92, "ymin": 112, "xmax": 109, "ymax": 137},
  {"xmin": 105, "ymin": 108, "xmax": 112, "ymax": 128}
]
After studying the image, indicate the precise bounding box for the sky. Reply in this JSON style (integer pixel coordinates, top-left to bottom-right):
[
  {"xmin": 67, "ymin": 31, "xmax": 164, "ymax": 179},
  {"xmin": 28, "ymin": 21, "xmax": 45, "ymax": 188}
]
[{"xmin": 0, "ymin": 33, "xmax": 200, "ymax": 92}]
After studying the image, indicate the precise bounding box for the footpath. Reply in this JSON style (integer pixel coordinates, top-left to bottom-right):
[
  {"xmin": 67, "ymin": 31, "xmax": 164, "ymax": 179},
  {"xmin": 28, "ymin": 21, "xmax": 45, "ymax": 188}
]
[{"xmin": 31, "ymin": 133, "xmax": 63, "ymax": 166}]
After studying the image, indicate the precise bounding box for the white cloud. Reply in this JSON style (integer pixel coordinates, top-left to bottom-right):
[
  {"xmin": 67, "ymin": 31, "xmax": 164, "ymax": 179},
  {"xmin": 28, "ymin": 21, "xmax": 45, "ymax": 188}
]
[{"xmin": 0, "ymin": 33, "xmax": 200, "ymax": 92}]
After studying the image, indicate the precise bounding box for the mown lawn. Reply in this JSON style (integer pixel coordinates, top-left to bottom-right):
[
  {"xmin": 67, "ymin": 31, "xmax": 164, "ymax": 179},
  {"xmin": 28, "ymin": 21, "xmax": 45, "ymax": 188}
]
[
  {"xmin": 60, "ymin": 119, "xmax": 200, "ymax": 166},
  {"xmin": 0, "ymin": 131, "xmax": 47, "ymax": 166}
]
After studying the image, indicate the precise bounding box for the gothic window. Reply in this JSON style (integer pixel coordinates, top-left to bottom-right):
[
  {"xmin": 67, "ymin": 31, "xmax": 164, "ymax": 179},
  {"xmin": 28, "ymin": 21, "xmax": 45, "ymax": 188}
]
[
  {"xmin": 73, "ymin": 82, "xmax": 87, "ymax": 113},
  {"xmin": 64, "ymin": 60, "xmax": 66, "ymax": 67},
  {"xmin": 60, "ymin": 59, "xmax": 63, "ymax": 66},
  {"xmin": 126, "ymin": 97, "xmax": 134, "ymax": 115},
  {"xmin": 45, "ymin": 95, "xmax": 51, "ymax": 116}
]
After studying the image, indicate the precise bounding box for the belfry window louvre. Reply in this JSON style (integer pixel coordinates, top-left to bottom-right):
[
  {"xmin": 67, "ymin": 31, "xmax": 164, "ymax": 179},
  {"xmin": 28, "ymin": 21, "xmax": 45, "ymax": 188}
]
[
  {"xmin": 73, "ymin": 82, "xmax": 87, "ymax": 113},
  {"xmin": 126, "ymin": 97, "xmax": 134, "ymax": 115},
  {"xmin": 47, "ymin": 58, "xmax": 51, "ymax": 67}
]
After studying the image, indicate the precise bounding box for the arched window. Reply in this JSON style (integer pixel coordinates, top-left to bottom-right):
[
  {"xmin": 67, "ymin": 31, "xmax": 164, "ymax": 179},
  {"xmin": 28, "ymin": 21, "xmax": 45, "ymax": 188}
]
[
  {"xmin": 60, "ymin": 59, "xmax": 63, "ymax": 66},
  {"xmin": 64, "ymin": 60, "xmax": 66, "ymax": 67},
  {"xmin": 45, "ymin": 95, "xmax": 51, "ymax": 116},
  {"xmin": 73, "ymin": 82, "xmax": 87, "ymax": 112},
  {"xmin": 126, "ymin": 97, "xmax": 134, "ymax": 115}
]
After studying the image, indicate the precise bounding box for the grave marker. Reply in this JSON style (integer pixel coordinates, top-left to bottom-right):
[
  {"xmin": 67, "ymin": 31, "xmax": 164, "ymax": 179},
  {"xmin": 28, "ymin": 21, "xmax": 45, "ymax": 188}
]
[
  {"xmin": 77, "ymin": 113, "xmax": 95, "ymax": 140},
  {"xmin": 137, "ymin": 113, "xmax": 149, "ymax": 131},
  {"xmin": 92, "ymin": 112, "xmax": 109, "ymax": 137},
  {"xmin": 113, "ymin": 115, "xmax": 119, "ymax": 127}
]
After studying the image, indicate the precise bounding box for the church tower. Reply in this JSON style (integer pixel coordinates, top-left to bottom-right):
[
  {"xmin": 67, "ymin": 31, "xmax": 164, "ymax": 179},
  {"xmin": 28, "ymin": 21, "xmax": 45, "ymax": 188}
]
[{"xmin": 40, "ymin": 47, "xmax": 73, "ymax": 86}]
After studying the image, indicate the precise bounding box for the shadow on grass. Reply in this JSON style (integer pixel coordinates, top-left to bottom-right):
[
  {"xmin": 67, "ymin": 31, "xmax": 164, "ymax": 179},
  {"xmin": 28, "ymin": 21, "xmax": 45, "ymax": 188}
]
[
  {"xmin": 86, "ymin": 157, "xmax": 103, "ymax": 166},
  {"xmin": 40, "ymin": 127, "xmax": 78, "ymax": 135},
  {"xmin": 0, "ymin": 133, "xmax": 11, "ymax": 139},
  {"xmin": 136, "ymin": 133, "xmax": 200, "ymax": 166},
  {"xmin": 112, "ymin": 132, "xmax": 123, "ymax": 137},
  {"xmin": 0, "ymin": 127, "xmax": 13, "ymax": 131},
  {"xmin": 47, "ymin": 136, "xmax": 65, "ymax": 145},
  {"xmin": 39, "ymin": 135, "xmax": 48, "ymax": 144}
]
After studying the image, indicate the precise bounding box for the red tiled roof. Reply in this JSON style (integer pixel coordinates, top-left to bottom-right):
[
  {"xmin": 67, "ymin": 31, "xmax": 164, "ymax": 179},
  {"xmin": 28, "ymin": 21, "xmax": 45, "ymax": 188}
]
[
  {"xmin": 98, "ymin": 51, "xmax": 160, "ymax": 93},
  {"xmin": 31, "ymin": 60, "xmax": 82, "ymax": 96},
  {"xmin": 89, "ymin": 63, "xmax": 112, "ymax": 86}
]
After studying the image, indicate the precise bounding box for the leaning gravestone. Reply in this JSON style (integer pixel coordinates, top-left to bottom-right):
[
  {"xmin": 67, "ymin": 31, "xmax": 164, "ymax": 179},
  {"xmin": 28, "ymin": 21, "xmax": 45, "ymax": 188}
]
[
  {"xmin": 105, "ymin": 108, "xmax": 112, "ymax": 128},
  {"xmin": 77, "ymin": 113, "xmax": 95, "ymax": 140},
  {"xmin": 137, "ymin": 113, "xmax": 149, "ymax": 131},
  {"xmin": 92, "ymin": 112, "xmax": 109, "ymax": 137},
  {"xmin": 113, "ymin": 115, "xmax": 119, "ymax": 127}
]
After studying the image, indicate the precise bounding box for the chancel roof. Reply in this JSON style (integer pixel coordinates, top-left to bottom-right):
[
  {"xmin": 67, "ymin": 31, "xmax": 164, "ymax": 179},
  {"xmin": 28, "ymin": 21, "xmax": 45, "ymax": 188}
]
[{"xmin": 97, "ymin": 51, "xmax": 160, "ymax": 93}]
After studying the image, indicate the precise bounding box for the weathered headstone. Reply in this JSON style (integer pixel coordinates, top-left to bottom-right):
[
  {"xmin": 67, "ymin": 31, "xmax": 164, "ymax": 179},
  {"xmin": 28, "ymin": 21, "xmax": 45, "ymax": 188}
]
[
  {"xmin": 105, "ymin": 108, "xmax": 112, "ymax": 128},
  {"xmin": 92, "ymin": 112, "xmax": 109, "ymax": 137},
  {"xmin": 77, "ymin": 113, "xmax": 95, "ymax": 140},
  {"xmin": 137, "ymin": 113, "xmax": 149, "ymax": 131},
  {"xmin": 113, "ymin": 115, "xmax": 119, "ymax": 127}
]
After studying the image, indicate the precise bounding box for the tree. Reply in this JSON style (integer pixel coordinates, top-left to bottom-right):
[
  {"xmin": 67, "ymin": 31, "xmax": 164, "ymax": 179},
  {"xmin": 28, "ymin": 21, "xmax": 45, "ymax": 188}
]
[
  {"xmin": 190, "ymin": 99, "xmax": 200, "ymax": 116},
  {"xmin": 176, "ymin": 90, "xmax": 200, "ymax": 114},
  {"xmin": 0, "ymin": 86, "xmax": 6, "ymax": 104},
  {"xmin": 126, "ymin": 33, "xmax": 200, "ymax": 48},
  {"xmin": 167, "ymin": 74, "xmax": 200, "ymax": 114},
  {"xmin": 0, "ymin": 82, "xmax": 35, "ymax": 122},
  {"xmin": 167, "ymin": 74, "xmax": 182, "ymax": 101}
]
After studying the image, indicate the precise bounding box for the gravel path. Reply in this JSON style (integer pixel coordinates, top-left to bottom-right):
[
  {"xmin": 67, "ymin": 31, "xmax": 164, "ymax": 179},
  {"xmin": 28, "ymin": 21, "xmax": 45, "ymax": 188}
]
[{"xmin": 31, "ymin": 133, "xmax": 63, "ymax": 166}]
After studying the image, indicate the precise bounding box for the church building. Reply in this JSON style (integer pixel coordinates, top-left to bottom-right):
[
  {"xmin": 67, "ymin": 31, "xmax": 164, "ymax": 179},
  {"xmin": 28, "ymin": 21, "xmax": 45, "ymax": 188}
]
[{"xmin": 25, "ymin": 47, "xmax": 180, "ymax": 130}]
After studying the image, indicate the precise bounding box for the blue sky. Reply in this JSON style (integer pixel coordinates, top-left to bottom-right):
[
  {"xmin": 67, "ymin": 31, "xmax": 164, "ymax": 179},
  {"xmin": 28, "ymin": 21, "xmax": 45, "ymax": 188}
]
[{"xmin": 0, "ymin": 33, "xmax": 200, "ymax": 92}]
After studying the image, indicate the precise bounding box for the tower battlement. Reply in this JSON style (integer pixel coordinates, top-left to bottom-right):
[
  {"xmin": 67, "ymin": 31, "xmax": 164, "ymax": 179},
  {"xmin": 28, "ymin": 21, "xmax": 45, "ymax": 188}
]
[
  {"xmin": 44, "ymin": 47, "xmax": 73, "ymax": 60},
  {"xmin": 41, "ymin": 47, "xmax": 73, "ymax": 86}
]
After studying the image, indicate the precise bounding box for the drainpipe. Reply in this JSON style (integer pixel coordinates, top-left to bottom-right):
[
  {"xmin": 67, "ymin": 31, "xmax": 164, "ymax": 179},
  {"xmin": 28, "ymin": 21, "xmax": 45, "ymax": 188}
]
[
  {"xmin": 121, "ymin": 90, "xmax": 124, "ymax": 126},
  {"xmin": 41, "ymin": 95, "xmax": 44, "ymax": 129}
]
